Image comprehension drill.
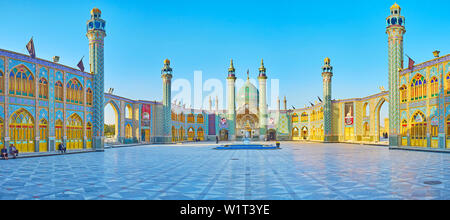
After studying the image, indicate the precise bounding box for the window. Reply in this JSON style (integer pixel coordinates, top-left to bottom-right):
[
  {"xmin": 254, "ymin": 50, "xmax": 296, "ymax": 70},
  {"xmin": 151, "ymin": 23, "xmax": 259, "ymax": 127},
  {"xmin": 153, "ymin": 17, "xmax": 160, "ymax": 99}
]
[
  {"xmin": 66, "ymin": 78, "xmax": 83, "ymax": 104},
  {"xmin": 125, "ymin": 124, "xmax": 132, "ymax": 138},
  {"xmin": 400, "ymin": 85, "xmax": 407, "ymax": 103},
  {"xmin": 292, "ymin": 113, "xmax": 299, "ymax": 123},
  {"xmin": 86, "ymin": 88, "xmax": 93, "ymax": 106},
  {"xmin": 410, "ymin": 74, "xmax": 426, "ymax": 101},
  {"xmin": 197, "ymin": 114, "xmax": 204, "ymax": 124},
  {"xmin": 187, "ymin": 114, "xmax": 195, "ymax": 123},
  {"xmin": 39, "ymin": 78, "xmax": 48, "ymax": 99},
  {"xmin": 9, "ymin": 65, "xmax": 35, "ymax": 97},
  {"xmin": 430, "ymin": 77, "xmax": 439, "ymax": 97},
  {"xmin": 446, "ymin": 74, "xmax": 450, "ymax": 95},
  {"xmin": 55, "ymin": 81, "xmax": 63, "ymax": 101},
  {"xmin": 301, "ymin": 113, "xmax": 308, "ymax": 122}
]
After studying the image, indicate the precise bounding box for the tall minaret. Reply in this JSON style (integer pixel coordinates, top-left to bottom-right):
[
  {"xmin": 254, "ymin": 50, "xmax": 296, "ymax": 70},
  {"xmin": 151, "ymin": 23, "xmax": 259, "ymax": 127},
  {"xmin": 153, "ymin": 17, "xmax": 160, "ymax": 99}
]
[
  {"xmin": 386, "ymin": 3, "xmax": 405, "ymax": 146},
  {"xmin": 226, "ymin": 59, "xmax": 236, "ymax": 140},
  {"xmin": 322, "ymin": 57, "xmax": 333, "ymax": 142},
  {"xmin": 258, "ymin": 59, "xmax": 268, "ymax": 140},
  {"xmin": 161, "ymin": 59, "xmax": 173, "ymax": 143},
  {"xmin": 87, "ymin": 8, "xmax": 106, "ymax": 151}
]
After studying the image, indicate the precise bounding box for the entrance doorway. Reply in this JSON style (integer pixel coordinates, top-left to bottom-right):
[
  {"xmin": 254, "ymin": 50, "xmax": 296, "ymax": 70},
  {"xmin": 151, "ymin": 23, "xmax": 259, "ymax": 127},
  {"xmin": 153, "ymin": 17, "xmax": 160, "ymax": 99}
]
[
  {"xmin": 220, "ymin": 129, "xmax": 229, "ymax": 141},
  {"xmin": 267, "ymin": 129, "xmax": 276, "ymax": 141}
]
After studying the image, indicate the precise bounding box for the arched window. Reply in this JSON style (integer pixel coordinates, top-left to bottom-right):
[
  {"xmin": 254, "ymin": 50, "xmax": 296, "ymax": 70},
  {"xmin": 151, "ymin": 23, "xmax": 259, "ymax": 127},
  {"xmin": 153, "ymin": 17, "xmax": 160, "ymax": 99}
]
[
  {"xmin": 39, "ymin": 78, "xmax": 48, "ymax": 99},
  {"xmin": 179, "ymin": 127, "xmax": 184, "ymax": 141},
  {"xmin": 400, "ymin": 85, "xmax": 407, "ymax": 103},
  {"xmin": 86, "ymin": 88, "xmax": 93, "ymax": 106},
  {"xmin": 430, "ymin": 77, "xmax": 439, "ymax": 97},
  {"xmin": 187, "ymin": 114, "xmax": 195, "ymax": 123},
  {"xmin": 66, "ymin": 78, "xmax": 83, "ymax": 104},
  {"xmin": 292, "ymin": 113, "xmax": 299, "ymax": 123},
  {"xmin": 301, "ymin": 113, "xmax": 308, "ymax": 122},
  {"xmin": 39, "ymin": 118, "xmax": 48, "ymax": 152},
  {"xmin": 430, "ymin": 116, "xmax": 438, "ymax": 138},
  {"xmin": 0, "ymin": 71, "xmax": 4, "ymax": 94},
  {"xmin": 197, "ymin": 114, "xmax": 204, "ymax": 124},
  {"xmin": 311, "ymin": 110, "xmax": 316, "ymax": 121},
  {"xmin": 9, "ymin": 109, "xmax": 35, "ymax": 153},
  {"xmin": 411, "ymin": 111, "xmax": 427, "ymax": 147},
  {"xmin": 447, "ymin": 116, "xmax": 450, "ymax": 141},
  {"xmin": 9, "ymin": 65, "xmax": 35, "ymax": 97},
  {"xmin": 55, "ymin": 81, "xmax": 63, "ymax": 101},
  {"xmin": 125, "ymin": 105, "xmax": 132, "ymax": 119},
  {"xmin": 410, "ymin": 74, "xmax": 426, "ymax": 101},
  {"xmin": 67, "ymin": 114, "xmax": 83, "ymax": 150}
]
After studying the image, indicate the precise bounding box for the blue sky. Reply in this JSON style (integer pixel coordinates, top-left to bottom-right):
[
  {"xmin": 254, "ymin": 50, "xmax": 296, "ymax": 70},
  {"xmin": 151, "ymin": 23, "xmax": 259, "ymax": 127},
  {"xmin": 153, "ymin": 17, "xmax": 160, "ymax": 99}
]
[{"xmin": 1, "ymin": 0, "xmax": 449, "ymax": 124}]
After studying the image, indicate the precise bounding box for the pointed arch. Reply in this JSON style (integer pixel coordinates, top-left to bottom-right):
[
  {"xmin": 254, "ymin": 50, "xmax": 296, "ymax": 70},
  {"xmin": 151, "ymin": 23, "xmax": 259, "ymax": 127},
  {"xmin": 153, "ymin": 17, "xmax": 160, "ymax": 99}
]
[
  {"xmin": 0, "ymin": 70, "xmax": 4, "ymax": 94},
  {"xmin": 292, "ymin": 113, "xmax": 299, "ymax": 123},
  {"xmin": 55, "ymin": 81, "xmax": 63, "ymax": 101},
  {"xmin": 125, "ymin": 104, "xmax": 133, "ymax": 119},
  {"xmin": 410, "ymin": 111, "xmax": 427, "ymax": 147},
  {"xmin": 410, "ymin": 73, "xmax": 426, "ymax": 101},
  {"xmin": 67, "ymin": 113, "xmax": 83, "ymax": 150},
  {"xmin": 430, "ymin": 76, "xmax": 439, "ymax": 97},
  {"xmin": 197, "ymin": 127, "xmax": 204, "ymax": 141},
  {"xmin": 86, "ymin": 88, "xmax": 93, "ymax": 106},
  {"xmin": 66, "ymin": 77, "xmax": 84, "ymax": 104},
  {"xmin": 187, "ymin": 127, "xmax": 195, "ymax": 141},
  {"xmin": 9, "ymin": 108, "xmax": 35, "ymax": 153},
  {"xmin": 196, "ymin": 114, "xmax": 204, "ymax": 124},
  {"xmin": 9, "ymin": 64, "xmax": 35, "ymax": 97},
  {"xmin": 55, "ymin": 119, "xmax": 63, "ymax": 148}
]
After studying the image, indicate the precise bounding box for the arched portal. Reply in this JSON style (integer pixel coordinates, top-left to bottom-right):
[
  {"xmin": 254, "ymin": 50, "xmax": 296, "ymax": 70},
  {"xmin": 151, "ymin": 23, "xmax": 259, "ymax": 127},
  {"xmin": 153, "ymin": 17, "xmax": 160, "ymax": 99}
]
[
  {"xmin": 301, "ymin": 126, "xmax": 308, "ymax": 140},
  {"xmin": 411, "ymin": 111, "xmax": 427, "ymax": 147},
  {"xmin": 374, "ymin": 97, "xmax": 389, "ymax": 143},
  {"xmin": 55, "ymin": 119, "xmax": 63, "ymax": 148},
  {"xmin": 104, "ymin": 100, "xmax": 121, "ymax": 143},
  {"xmin": 179, "ymin": 127, "xmax": 185, "ymax": 141},
  {"xmin": 9, "ymin": 108, "xmax": 35, "ymax": 153},
  {"xmin": 187, "ymin": 127, "xmax": 195, "ymax": 141},
  {"xmin": 67, "ymin": 113, "xmax": 83, "ymax": 150},
  {"xmin": 267, "ymin": 129, "xmax": 276, "ymax": 141},
  {"xmin": 292, "ymin": 127, "xmax": 299, "ymax": 140},
  {"xmin": 219, "ymin": 129, "xmax": 229, "ymax": 141},
  {"xmin": 197, "ymin": 127, "xmax": 204, "ymax": 141}
]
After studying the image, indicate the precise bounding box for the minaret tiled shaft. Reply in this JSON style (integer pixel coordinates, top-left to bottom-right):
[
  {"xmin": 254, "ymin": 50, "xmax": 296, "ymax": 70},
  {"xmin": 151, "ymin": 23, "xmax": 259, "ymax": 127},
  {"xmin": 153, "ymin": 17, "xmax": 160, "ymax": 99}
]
[
  {"xmin": 162, "ymin": 59, "xmax": 173, "ymax": 143},
  {"xmin": 258, "ymin": 59, "xmax": 268, "ymax": 140},
  {"xmin": 87, "ymin": 8, "xmax": 106, "ymax": 151},
  {"xmin": 386, "ymin": 3, "xmax": 405, "ymax": 146},
  {"xmin": 322, "ymin": 58, "xmax": 333, "ymax": 142},
  {"xmin": 227, "ymin": 59, "xmax": 236, "ymax": 140}
]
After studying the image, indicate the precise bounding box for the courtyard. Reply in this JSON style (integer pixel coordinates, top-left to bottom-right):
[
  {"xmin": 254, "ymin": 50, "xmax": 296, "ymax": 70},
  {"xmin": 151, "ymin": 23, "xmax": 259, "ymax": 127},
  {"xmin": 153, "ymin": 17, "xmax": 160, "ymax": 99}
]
[{"xmin": 1, "ymin": 142, "xmax": 450, "ymax": 200}]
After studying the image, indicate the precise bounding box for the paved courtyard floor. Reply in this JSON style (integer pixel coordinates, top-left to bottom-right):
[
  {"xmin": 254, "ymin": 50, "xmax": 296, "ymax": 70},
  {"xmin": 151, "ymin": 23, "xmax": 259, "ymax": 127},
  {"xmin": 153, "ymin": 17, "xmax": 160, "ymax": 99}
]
[{"xmin": 1, "ymin": 142, "xmax": 450, "ymax": 200}]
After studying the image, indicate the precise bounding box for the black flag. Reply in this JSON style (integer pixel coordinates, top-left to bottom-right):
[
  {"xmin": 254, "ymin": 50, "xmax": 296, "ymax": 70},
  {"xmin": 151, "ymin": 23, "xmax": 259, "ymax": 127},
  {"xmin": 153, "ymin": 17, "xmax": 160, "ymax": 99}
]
[
  {"xmin": 318, "ymin": 96, "xmax": 323, "ymax": 103},
  {"xmin": 26, "ymin": 37, "xmax": 36, "ymax": 58},
  {"xmin": 77, "ymin": 56, "xmax": 85, "ymax": 72},
  {"xmin": 310, "ymin": 102, "xmax": 315, "ymax": 107}
]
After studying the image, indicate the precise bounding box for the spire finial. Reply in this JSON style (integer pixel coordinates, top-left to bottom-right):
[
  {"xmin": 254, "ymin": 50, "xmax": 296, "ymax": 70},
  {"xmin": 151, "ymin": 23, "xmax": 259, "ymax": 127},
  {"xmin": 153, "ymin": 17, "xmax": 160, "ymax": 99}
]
[{"xmin": 228, "ymin": 59, "xmax": 235, "ymax": 73}]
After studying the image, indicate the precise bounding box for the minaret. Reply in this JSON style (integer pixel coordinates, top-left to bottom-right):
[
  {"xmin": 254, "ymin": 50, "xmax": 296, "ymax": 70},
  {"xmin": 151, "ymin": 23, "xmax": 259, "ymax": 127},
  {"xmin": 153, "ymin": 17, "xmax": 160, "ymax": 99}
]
[
  {"xmin": 215, "ymin": 96, "xmax": 219, "ymax": 113},
  {"xmin": 226, "ymin": 59, "xmax": 236, "ymax": 140},
  {"xmin": 386, "ymin": 3, "xmax": 405, "ymax": 146},
  {"xmin": 258, "ymin": 59, "xmax": 268, "ymax": 140},
  {"xmin": 161, "ymin": 59, "xmax": 173, "ymax": 143},
  {"xmin": 87, "ymin": 8, "xmax": 106, "ymax": 151},
  {"xmin": 322, "ymin": 57, "xmax": 333, "ymax": 142}
]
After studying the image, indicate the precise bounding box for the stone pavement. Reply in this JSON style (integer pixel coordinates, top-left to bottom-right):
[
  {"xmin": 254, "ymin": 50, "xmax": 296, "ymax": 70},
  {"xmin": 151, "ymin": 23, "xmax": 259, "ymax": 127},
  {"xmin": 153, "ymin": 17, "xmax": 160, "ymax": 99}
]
[{"xmin": 0, "ymin": 142, "xmax": 449, "ymax": 200}]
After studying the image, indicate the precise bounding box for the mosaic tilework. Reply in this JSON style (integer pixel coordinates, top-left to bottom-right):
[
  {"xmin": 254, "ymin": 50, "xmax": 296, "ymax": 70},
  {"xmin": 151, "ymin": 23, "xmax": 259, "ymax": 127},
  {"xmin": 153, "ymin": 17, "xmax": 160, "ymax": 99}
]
[{"xmin": 1, "ymin": 143, "xmax": 450, "ymax": 200}]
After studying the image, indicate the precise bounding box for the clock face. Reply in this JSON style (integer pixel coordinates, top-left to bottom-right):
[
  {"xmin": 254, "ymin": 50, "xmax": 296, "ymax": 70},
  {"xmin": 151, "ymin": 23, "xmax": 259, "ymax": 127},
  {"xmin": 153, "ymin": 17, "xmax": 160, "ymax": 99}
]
[{"xmin": 95, "ymin": 21, "xmax": 100, "ymax": 28}]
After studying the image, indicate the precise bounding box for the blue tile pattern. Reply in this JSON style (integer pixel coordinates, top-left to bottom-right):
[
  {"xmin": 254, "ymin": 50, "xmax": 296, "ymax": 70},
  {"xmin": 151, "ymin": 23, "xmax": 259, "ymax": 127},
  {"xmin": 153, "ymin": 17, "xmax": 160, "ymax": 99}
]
[{"xmin": 1, "ymin": 143, "xmax": 450, "ymax": 200}]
